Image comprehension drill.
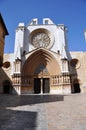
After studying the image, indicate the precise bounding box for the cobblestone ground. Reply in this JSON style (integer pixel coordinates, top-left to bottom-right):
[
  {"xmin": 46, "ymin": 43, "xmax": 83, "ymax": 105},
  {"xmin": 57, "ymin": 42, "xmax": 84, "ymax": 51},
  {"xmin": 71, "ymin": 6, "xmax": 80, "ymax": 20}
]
[{"xmin": 0, "ymin": 94, "xmax": 86, "ymax": 130}]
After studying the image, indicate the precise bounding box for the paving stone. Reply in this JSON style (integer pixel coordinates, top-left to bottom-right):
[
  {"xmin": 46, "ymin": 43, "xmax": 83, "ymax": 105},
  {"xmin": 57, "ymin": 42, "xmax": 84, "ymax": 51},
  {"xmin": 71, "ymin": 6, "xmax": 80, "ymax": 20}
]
[{"xmin": 0, "ymin": 94, "xmax": 86, "ymax": 129}]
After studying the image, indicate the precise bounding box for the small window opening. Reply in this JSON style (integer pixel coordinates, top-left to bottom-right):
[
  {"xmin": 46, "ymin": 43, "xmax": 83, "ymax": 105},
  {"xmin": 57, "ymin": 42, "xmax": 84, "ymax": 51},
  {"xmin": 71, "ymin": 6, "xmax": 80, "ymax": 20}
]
[
  {"xmin": 45, "ymin": 20, "xmax": 48, "ymax": 25},
  {"xmin": 33, "ymin": 21, "xmax": 36, "ymax": 25}
]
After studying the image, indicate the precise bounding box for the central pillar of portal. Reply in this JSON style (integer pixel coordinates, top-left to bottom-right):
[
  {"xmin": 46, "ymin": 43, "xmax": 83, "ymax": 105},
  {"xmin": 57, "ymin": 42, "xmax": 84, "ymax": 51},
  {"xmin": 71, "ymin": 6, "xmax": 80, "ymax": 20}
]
[{"xmin": 40, "ymin": 78, "xmax": 43, "ymax": 94}]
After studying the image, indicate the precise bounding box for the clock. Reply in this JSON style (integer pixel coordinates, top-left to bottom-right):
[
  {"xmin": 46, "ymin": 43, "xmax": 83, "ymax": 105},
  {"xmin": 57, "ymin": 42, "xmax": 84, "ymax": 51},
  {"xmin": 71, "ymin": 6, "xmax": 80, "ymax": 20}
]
[{"xmin": 30, "ymin": 29, "xmax": 54, "ymax": 49}]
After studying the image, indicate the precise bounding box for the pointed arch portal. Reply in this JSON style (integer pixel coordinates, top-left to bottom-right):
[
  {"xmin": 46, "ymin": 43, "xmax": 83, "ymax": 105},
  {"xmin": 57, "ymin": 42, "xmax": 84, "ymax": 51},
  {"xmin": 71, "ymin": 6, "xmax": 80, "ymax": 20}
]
[{"xmin": 22, "ymin": 49, "xmax": 61, "ymax": 94}]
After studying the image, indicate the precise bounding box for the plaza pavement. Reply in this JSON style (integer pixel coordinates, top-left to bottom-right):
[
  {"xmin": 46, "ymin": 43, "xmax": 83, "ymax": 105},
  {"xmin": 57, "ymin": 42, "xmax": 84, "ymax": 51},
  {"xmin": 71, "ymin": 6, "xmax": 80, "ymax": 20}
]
[{"xmin": 0, "ymin": 93, "xmax": 86, "ymax": 130}]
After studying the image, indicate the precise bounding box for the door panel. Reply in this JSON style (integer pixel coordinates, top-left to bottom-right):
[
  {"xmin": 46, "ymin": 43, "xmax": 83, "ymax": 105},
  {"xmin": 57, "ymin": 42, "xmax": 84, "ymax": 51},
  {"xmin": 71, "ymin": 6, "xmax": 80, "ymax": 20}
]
[
  {"xmin": 43, "ymin": 78, "xmax": 50, "ymax": 93},
  {"xmin": 34, "ymin": 78, "xmax": 41, "ymax": 93}
]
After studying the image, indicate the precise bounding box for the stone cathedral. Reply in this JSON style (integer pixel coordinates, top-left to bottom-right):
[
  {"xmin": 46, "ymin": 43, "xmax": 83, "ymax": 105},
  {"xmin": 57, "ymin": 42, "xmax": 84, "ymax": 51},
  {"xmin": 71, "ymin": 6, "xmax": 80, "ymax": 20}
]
[{"xmin": 1, "ymin": 18, "xmax": 86, "ymax": 95}]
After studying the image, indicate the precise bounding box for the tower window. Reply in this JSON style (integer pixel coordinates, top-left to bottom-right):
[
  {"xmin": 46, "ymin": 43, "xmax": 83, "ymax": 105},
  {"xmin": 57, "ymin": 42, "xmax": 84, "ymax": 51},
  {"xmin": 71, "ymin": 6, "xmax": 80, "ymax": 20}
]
[
  {"xmin": 33, "ymin": 21, "xmax": 36, "ymax": 25},
  {"xmin": 57, "ymin": 50, "xmax": 60, "ymax": 54},
  {"xmin": 45, "ymin": 20, "xmax": 48, "ymax": 25}
]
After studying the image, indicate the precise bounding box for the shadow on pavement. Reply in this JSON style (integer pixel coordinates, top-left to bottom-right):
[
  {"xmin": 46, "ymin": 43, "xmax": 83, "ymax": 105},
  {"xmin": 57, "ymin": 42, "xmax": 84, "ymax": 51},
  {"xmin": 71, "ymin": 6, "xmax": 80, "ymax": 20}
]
[
  {"xmin": 0, "ymin": 94, "xmax": 64, "ymax": 107},
  {"xmin": 0, "ymin": 108, "xmax": 37, "ymax": 130},
  {"xmin": 0, "ymin": 94, "xmax": 64, "ymax": 129}
]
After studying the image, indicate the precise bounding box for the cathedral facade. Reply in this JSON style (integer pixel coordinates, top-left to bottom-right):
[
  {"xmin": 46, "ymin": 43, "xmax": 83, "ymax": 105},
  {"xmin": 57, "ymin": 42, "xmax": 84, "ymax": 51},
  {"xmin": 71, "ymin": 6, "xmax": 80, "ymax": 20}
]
[{"xmin": 1, "ymin": 18, "xmax": 86, "ymax": 95}]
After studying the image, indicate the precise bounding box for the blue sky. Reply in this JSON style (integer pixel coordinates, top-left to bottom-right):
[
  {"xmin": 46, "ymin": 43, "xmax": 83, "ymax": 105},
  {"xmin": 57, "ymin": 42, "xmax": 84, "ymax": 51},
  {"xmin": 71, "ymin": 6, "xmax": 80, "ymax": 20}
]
[{"xmin": 0, "ymin": 0, "xmax": 86, "ymax": 53}]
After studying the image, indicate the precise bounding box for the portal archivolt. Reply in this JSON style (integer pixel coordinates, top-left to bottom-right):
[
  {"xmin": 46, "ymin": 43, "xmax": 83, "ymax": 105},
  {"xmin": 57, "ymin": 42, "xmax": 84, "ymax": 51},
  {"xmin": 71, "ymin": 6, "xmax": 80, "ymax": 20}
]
[{"xmin": 22, "ymin": 49, "xmax": 61, "ymax": 76}]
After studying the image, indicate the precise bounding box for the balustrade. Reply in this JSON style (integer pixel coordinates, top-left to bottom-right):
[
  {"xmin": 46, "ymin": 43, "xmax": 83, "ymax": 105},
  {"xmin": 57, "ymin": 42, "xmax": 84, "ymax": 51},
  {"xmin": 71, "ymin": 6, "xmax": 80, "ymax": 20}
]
[
  {"xmin": 12, "ymin": 73, "xmax": 70, "ymax": 87},
  {"xmin": 51, "ymin": 73, "xmax": 70, "ymax": 86}
]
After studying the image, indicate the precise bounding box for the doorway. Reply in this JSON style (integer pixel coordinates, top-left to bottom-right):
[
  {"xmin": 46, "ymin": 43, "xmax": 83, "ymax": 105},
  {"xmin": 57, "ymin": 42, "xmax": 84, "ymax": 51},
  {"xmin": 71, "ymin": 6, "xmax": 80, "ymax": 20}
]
[
  {"xmin": 73, "ymin": 79, "xmax": 81, "ymax": 93},
  {"xmin": 34, "ymin": 78, "xmax": 41, "ymax": 93},
  {"xmin": 43, "ymin": 78, "xmax": 50, "ymax": 93},
  {"xmin": 34, "ymin": 78, "xmax": 50, "ymax": 94},
  {"xmin": 3, "ymin": 80, "xmax": 12, "ymax": 94},
  {"xmin": 73, "ymin": 83, "xmax": 81, "ymax": 93}
]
